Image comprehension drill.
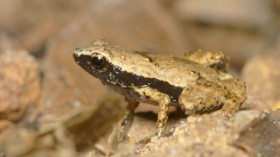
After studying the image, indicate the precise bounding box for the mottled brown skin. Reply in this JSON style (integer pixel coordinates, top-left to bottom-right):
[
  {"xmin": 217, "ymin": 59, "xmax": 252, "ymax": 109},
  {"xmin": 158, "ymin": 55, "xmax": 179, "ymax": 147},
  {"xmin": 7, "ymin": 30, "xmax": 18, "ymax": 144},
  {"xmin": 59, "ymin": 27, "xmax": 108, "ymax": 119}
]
[{"xmin": 73, "ymin": 39, "xmax": 246, "ymax": 137}]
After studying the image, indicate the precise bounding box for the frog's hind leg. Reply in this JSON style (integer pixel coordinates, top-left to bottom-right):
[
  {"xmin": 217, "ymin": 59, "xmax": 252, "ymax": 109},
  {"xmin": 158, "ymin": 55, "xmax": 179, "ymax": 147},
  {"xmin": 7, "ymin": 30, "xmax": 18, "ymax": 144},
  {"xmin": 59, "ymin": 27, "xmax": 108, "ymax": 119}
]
[
  {"xmin": 221, "ymin": 79, "xmax": 246, "ymax": 113},
  {"xmin": 183, "ymin": 50, "xmax": 228, "ymax": 72},
  {"xmin": 178, "ymin": 79, "xmax": 227, "ymax": 115},
  {"xmin": 118, "ymin": 100, "xmax": 138, "ymax": 142}
]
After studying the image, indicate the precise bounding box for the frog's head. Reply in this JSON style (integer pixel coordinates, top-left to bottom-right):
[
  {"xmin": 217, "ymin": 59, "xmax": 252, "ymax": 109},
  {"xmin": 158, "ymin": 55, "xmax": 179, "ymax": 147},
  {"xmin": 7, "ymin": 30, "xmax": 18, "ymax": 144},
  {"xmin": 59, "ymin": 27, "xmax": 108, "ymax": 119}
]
[
  {"xmin": 73, "ymin": 39, "xmax": 128, "ymax": 87},
  {"xmin": 73, "ymin": 39, "xmax": 113, "ymax": 76}
]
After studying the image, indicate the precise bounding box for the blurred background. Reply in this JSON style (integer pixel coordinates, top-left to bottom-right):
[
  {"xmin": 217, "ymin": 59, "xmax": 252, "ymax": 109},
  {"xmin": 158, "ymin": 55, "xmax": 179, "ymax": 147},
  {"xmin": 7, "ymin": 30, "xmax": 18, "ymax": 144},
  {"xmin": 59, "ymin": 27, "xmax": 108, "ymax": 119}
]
[{"xmin": 0, "ymin": 0, "xmax": 280, "ymax": 156}]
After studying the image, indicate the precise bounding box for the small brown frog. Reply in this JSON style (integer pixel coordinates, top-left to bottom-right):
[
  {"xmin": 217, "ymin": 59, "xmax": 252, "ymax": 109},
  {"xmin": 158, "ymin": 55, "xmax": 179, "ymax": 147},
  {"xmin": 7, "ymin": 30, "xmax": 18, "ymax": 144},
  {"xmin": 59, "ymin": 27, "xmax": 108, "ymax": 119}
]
[{"xmin": 73, "ymin": 40, "xmax": 246, "ymax": 137}]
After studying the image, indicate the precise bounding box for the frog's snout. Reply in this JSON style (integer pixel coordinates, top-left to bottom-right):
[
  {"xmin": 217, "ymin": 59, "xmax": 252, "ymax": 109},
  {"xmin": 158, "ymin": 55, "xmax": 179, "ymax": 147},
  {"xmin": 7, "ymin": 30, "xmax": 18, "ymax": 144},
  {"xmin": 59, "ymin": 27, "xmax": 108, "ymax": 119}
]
[{"xmin": 73, "ymin": 52, "xmax": 79, "ymax": 62}]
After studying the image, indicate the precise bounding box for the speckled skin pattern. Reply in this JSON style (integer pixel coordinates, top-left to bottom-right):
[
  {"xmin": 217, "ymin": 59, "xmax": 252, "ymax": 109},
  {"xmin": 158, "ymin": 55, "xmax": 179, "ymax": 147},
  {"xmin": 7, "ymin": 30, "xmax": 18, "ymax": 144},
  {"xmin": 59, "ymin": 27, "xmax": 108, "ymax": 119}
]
[{"xmin": 73, "ymin": 39, "xmax": 246, "ymax": 136}]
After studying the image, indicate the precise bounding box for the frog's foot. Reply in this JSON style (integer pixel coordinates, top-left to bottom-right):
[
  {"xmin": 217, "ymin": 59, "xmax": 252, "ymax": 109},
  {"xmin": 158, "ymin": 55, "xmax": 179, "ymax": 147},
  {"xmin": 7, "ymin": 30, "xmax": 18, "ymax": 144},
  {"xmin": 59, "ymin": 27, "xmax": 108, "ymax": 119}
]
[
  {"xmin": 137, "ymin": 133, "xmax": 163, "ymax": 145},
  {"xmin": 138, "ymin": 135, "xmax": 153, "ymax": 145},
  {"xmin": 121, "ymin": 135, "xmax": 137, "ymax": 144},
  {"xmin": 137, "ymin": 114, "xmax": 182, "ymax": 145},
  {"xmin": 138, "ymin": 127, "xmax": 174, "ymax": 145},
  {"xmin": 118, "ymin": 113, "xmax": 133, "ymax": 142}
]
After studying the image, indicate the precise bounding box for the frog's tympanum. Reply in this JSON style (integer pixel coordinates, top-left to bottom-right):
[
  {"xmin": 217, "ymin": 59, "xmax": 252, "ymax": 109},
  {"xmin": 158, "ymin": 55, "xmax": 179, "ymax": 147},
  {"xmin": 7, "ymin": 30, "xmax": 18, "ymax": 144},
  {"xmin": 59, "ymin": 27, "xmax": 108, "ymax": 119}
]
[{"xmin": 73, "ymin": 39, "xmax": 246, "ymax": 137}]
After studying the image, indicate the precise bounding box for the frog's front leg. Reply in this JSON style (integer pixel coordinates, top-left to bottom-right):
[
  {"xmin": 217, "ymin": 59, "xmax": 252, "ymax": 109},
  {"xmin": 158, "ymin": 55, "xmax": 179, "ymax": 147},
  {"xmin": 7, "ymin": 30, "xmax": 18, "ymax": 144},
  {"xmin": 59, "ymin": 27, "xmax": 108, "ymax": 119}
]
[
  {"xmin": 156, "ymin": 96, "xmax": 170, "ymax": 136},
  {"xmin": 119, "ymin": 99, "xmax": 138, "ymax": 142},
  {"xmin": 134, "ymin": 87, "xmax": 171, "ymax": 137}
]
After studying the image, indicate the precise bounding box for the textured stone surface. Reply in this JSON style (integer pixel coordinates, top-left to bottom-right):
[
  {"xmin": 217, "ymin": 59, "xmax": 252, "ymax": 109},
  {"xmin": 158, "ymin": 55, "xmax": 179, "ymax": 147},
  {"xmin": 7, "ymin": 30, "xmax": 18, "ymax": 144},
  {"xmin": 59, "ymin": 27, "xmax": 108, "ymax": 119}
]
[
  {"xmin": 0, "ymin": 50, "xmax": 40, "ymax": 122},
  {"xmin": 137, "ymin": 110, "xmax": 255, "ymax": 157},
  {"xmin": 0, "ymin": 96, "xmax": 125, "ymax": 157},
  {"xmin": 241, "ymin": 96, "xmax": 272, "ymax": 113},
  {"xmin": 109, "ymin": 110, "xmax": 280, "ymax": 157},
  {"xmin": 0, "ymin": 127, "xmax": 76, "ymax": 157},
  {"xmin": 234, "ymin": 110, "xmax": 280, "ymax": 157}
]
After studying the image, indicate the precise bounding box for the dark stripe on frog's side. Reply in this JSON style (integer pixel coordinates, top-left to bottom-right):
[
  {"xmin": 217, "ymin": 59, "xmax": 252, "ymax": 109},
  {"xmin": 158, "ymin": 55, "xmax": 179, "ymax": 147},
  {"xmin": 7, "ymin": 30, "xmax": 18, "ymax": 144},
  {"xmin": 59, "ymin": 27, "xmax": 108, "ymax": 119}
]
[
  {"xmin": 106, "ymin": 63, "xmax": 184, "ymax": 103},
  {"xmin": 74, "ymin": 53, "xmax": 184, "ymax": 103}
]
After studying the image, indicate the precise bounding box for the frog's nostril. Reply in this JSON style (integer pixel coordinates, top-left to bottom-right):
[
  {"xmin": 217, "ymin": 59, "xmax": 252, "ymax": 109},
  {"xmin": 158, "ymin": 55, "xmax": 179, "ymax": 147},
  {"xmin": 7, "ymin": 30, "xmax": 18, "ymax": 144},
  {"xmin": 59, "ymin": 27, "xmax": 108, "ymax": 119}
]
[{"xmin": 75, "ymin": 48, "xmax": 82, "ymax": 52}]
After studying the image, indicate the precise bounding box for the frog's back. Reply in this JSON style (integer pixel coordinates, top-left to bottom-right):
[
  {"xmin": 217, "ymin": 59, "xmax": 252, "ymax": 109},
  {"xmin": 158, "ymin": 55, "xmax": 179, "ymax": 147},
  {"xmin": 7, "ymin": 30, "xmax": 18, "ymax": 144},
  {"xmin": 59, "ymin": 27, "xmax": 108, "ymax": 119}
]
[
  {"xmin": 91, "ymin": 40, "xmax": 233, "ymax": 88},
  {"xmin": 112, "ymin": 51, "xmax": 230, "ymax": 86}
]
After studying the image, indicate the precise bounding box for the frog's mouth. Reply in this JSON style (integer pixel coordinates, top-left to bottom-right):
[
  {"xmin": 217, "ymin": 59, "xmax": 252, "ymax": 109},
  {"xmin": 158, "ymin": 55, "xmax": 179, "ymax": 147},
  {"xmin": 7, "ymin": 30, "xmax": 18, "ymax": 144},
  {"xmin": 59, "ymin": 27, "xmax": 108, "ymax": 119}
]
[
  {"xmin": 73, "ymin": 53, "xmax": 99, "ymax": 77},
  {"xmin": 73, "ymin": 53, "xmax": 81, "ymax": 64}
]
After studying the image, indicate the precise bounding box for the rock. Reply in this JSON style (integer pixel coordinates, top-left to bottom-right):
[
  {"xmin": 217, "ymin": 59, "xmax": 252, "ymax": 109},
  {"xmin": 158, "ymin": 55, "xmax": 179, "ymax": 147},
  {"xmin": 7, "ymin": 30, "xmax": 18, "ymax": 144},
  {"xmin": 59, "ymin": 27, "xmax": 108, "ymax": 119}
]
[
  {"xmin": 171, "ymin": 0, "xmax": 279, "ymax": 69},
  {"xmin": 0, "ymin": 127, "xmax": 76, "ymax": 157},
  {"xmin": 242, "ymin": 51, "xmax": 280, "ymax": 109},
  {"xmin": 241, "ymin": 95, "xmax": 272, "ymax": 113},
  {"xmin": 0, "ymin": 50, "xmax": 40, "ymax": 123},
  {"xmin": 233, "ymin": 110, "xmax": 280, "ymax": 157},
  {"xmin": 65, "ymin": 96, "xmax": 126, "ymax": 150},
  {"xmin": 0, "ymin": 0, "xmax": 90, "ymax": 53},
  {"xmin": 173, "ymin": 0, "xmax": 275, "ymax": 30},
  {"xmin": 0, "ymin": 34, "xmax": 17, "ymax": 53},
  {"xmin": 112, "ymin": 110, "xmax": 280, "ymax": 157},
  {"xmin": 273, "ymin": 0, "xmax": 280, "ymax": 12},
  {"xmin": 0, "ymin": 96, "xmax": 125, "ymax": 157}
]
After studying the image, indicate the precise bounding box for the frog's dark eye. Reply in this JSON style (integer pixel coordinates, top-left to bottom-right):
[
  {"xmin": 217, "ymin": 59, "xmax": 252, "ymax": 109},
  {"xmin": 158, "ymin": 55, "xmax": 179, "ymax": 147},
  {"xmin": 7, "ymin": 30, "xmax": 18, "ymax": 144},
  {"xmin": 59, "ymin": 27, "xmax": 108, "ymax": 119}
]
[{"xmin": 91, "ymin": 53, "xmax": 107, "ymax": 69}]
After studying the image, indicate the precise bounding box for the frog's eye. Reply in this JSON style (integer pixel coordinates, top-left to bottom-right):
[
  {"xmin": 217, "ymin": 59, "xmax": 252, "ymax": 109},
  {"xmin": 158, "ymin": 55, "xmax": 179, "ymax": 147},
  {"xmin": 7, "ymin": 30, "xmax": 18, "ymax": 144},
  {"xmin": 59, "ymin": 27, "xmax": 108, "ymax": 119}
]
[{"xmin": 91, "ymin": 53, "xmax": 107, "ymax": 69}]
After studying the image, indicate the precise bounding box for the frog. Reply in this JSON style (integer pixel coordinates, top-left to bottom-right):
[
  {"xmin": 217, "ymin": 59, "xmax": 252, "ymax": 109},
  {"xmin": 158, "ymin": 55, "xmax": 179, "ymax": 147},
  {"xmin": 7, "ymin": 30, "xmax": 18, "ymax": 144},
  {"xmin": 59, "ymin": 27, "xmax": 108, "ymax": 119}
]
[{"xmin": 73, "ymin": 39, "xmax": 246, "ymax": 138}]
